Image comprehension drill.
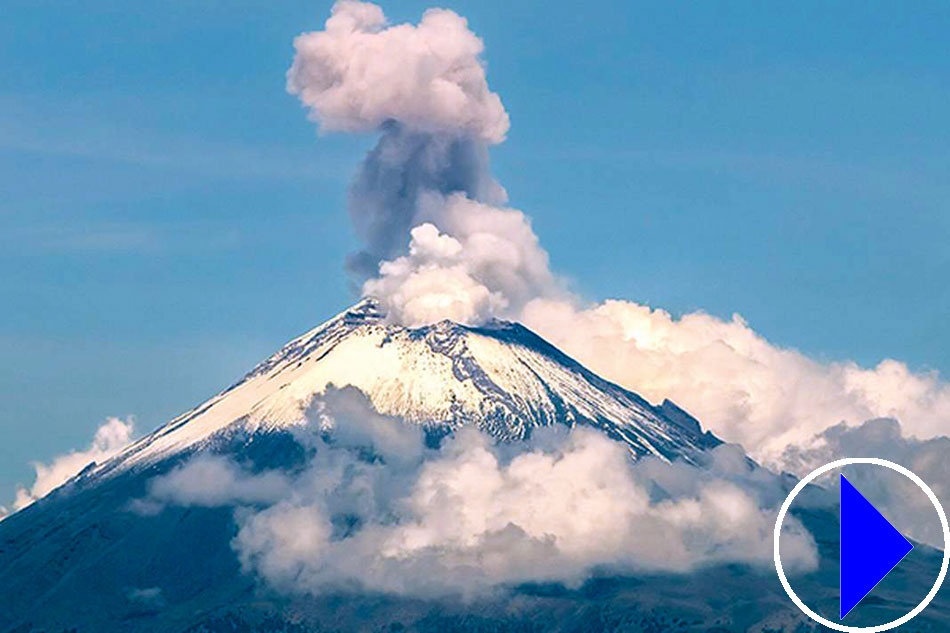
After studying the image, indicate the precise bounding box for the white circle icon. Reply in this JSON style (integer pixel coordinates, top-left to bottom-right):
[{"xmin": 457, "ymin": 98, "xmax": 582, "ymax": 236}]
[{"xmin": 773, "ymin": 457, "xmax": 950, "ymax": 633}]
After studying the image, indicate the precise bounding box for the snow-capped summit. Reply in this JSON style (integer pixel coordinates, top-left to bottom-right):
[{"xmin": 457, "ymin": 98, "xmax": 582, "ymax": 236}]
[{"xmin": 106, "ymin": 298, "xmax": 718, "ymax": 472}]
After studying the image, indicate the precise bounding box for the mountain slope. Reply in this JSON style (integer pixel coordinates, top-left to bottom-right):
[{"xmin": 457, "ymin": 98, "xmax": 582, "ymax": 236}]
[
  {"xmin": 103, "ymin": 298, "xmax": 717, "ymax": 476},
  {"xmin": 1, "ymin": 465, "xmax": 947, "ymax": 633}
]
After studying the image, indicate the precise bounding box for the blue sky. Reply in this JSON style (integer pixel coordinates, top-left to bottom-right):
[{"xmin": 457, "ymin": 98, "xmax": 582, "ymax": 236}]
[{"xmin": 2, "ymin": 0, "xmax": 948, "ymax": 502}]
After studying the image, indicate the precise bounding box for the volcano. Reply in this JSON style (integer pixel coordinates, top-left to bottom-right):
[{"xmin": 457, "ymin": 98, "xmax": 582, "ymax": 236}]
[
  {"xmin": 0, "ymin": 302, "xmax": 945, "ymax": 633},
  {"xmin": 98, "ymin": 298, "xmax": 719, "ymax": 478}
]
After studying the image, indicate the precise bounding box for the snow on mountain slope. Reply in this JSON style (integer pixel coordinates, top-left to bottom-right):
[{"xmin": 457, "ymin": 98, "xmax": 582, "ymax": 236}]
[{"xmin": 103, "ymin": 299, "xmax": 718, "ymax": 473}]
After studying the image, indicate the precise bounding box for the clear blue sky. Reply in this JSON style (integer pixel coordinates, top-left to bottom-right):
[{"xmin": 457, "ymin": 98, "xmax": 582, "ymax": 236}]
[{"xmin": 2, "ymin": 0, "xmax": 948, "ymax": 503}]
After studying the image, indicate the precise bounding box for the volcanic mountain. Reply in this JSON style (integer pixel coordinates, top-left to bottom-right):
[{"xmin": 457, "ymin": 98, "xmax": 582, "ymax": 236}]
[
  {"xmin": 99, "ymin": 298, "xmax": 719, "ymax": 478},
  {"xmin": 1, "ymin": 301, "xmax": 946, "ymax": 633}
]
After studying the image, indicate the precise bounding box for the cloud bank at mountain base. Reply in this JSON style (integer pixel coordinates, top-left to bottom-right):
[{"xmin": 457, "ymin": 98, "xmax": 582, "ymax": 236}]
[{"xmin": 145, "ymin": 388, "xmax": 817, "ymax": 598}]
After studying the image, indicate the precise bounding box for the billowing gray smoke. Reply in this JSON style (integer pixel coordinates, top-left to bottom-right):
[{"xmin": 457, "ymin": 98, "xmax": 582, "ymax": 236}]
[
  {"xmin": 287, "ymin": 1, "xmax": 560, "ymax": 326},
  {"xmin": 344, "ymin": 124, "xmax": 504, "ymax": 277},
  {"xmin": 287, "ymin": 1, "xmax": 508, "ymax": 143},
  {"xmin": 288, "ymin": 0, "xmax": 510, "ymax": 279}
]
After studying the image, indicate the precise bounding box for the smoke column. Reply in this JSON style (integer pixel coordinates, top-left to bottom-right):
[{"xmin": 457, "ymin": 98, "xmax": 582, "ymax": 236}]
[
  {"xmin": 288, "ymin": 1, "xmax": 560, "ymax": 325},
  {"xmin": 289, "ymin": 1, "xmax": 508, "ymax": 276}
]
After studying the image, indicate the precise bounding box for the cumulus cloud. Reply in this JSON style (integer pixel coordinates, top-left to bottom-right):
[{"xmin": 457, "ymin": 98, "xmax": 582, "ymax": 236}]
[
  {"xmin": 236, "ymin": 432, "xmax": 815, "ymax": 597},
  {"xmin": 145, "ymin": 455, "xmax": 292, "ymax": 508},
  {"xmin": 13, "ymin": 416, "xmax": 135, "ymax": 511},
  {"xmin": 364, "ymin": 194, "xmax": 560, "ymax": 325},
  {"xmin": 365, "ymin": 223, "xmax": 505, "ymax": 326},
  {"xmin": 778, "ymin": 418, "xmax": 950, "ymax": 548},
  {"xmin": 520, "ymin": 299, "xmax": 950, "ymax": 462},
  {"xmin": 146, "ymin": 389, "xmax": 817, "ymax": 599},
  {"xmin": 308, "ymin": 385, "xmax": 426, "ymax": 465},
  {"xmin": 288, "ymin": 1, "xmax": 508, "ymax": 143}
]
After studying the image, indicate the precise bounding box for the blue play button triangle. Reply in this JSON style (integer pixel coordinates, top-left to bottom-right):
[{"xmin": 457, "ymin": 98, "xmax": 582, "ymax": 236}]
[{"xmin": 840, "ymin": 474, "xmax": 914, "ymax": 619}]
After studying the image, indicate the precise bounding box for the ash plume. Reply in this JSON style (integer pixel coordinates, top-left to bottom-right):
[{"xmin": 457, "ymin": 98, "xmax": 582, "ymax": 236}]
[
  {"xmin": 344, "ymin": 124, "xmax": 505, "ymax": 278},
  {"xmin": 288, "ymin": 0, "xmax": 509, "ymax": 279}
]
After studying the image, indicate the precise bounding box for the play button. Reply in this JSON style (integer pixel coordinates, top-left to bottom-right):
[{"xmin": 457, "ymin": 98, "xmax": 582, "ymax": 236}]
[
  {"xmin": 839, "ymin": 474, "xmax": 914, "ymax": 619},
  {"xmin": 774, "ymin": 457, "xmax": 950, "ymax": 632}
]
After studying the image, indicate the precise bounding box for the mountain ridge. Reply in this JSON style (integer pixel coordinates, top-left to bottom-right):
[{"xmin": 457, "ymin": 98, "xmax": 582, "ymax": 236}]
[{"xmin": 92, "ymin": 298, "xmax": 718, "ymax": 482}]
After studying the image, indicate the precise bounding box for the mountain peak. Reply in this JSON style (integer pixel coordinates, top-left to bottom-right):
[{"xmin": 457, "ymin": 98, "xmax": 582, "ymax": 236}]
[{"xmin": 103, "ymin": 300, "xmax": 718, "ymax": 474}]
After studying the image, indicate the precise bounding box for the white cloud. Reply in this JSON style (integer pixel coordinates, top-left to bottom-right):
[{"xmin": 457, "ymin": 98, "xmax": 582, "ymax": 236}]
[
  {"xmin": 519, "ymin": 298, "xmax": 950, "ymax": 462},
  {"xmin": 232, "ymin": 427, "xmax": 817, "ymax": 598},
  {"xmin": 148, "ymin": 389, "xmax": 817, "ymax": 599},
  {"xmin": 308, "ymin": 385, "xmax": 426, "ymax": 466},
  {"xmin": 13, "ymin": 416, "xmax": 135, "ymax": 511},
  {"xmin": 146, "ymin": 455, "xmax": 292, "ymax": 508},
  {"xmin": 363, "ymin": 191, "xmax": 560, "ymax": 326},
  {"xmin": 364, "ymin": 223, "xmax": 508, "ymax": 326},
  {"xmin": 288, "ymin": 0, "xmax": 509, "ymax": 144}
]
